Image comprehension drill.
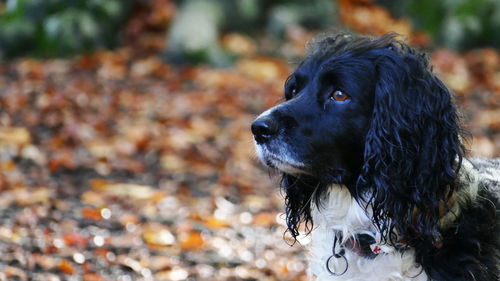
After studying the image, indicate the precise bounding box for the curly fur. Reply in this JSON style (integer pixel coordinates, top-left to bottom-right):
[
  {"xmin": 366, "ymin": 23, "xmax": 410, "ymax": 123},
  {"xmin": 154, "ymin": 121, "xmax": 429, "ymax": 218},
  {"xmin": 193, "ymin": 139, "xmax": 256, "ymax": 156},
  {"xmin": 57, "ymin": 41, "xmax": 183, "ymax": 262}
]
[
  {"xmin": 252, "ymin": 33, "xmax": 499, "ymax": 280},
  {"xmin": 356, "ymin": 36, "xmax": 466, "ymax": 245}
]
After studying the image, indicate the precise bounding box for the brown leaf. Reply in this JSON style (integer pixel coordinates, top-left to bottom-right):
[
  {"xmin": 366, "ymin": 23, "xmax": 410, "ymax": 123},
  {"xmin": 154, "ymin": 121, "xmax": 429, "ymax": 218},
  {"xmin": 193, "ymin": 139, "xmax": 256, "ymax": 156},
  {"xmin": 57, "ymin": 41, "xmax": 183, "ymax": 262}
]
[
  {"xmin": 117, "ymin": 256, "xmax": 143, "ymax": 273},
  {"xmin": 5, "ymin": 266, "xmax": 27, "ymax": 281},
  {"xmin": 16, "ymin": 59, "xmax": 43, "ymax": 79},
  {"xmin": 0, "ymin": 160, "xmax": 16, "ymax": 172},
  {"xmin": 253, "ymin": 212, "xmax": 277, "ymax": 227},
  {"xmin": 464, "ymin": 48, "xmax": 500, "ymax": 87},
  {"xmin": 32, "ymin": 253, "xmax": 57, "ymax": 270},
  {"xmin": 59, "ymin": 259, "xmax": 75, "ymax": 275},
  {"xmin": 237, "ymin": 57, "xmax": 289, "ymax": 82},
  {"xmin": 143, "ymin": 223, "xmax": 176, "ymax": 246},
  {"xmin": 86, "ymin": 140, "xmax": 116, "ymax": 159},
  {"xmin": 431, "ymin": 49, "xmax": 471, "ymax": 94},
  {"xmin": 338, "ymin": 0, "xmax": 411, "ymax": 37},
  {"xmin": 205, "ymin": 215, "xmax": 230, "ymax": 229},
  {"xmin": 149, "ymin": 256, "xmax": 172, "ymax": 271},
  {"xmin": 96, "ymin": 50, "xmax": 128, "ymax": 80},
  {"xmin": 104, "ymin": 183, "xmax": 156, "ymax": 200},
  {"xmin": 62, "ymin": 232, "xmax": 88, "ymax": 248},
  {"xmin": 83, "ymin": 273, "xmax": 107, "ymax": 281},
  {"xmin": 156, "ymin": 267, "xmax": 189, "ymax": 281},
  {"xmin": 160, "ymin": 154, "xmax": 187, "ymax": 172},
  {"xmin": 81, "ymin": 191, "xmax": 107, "ymax": 207},
  {"xmin": 48, "ymin": 149, "xmax": 75, "ymax": 171},
  {"xmin": 81, "ymin": 207, "xmax": 103, "ymax": 221},
  {"xmin": 90, "ymin": 178, "xmax": 111, "ymax": 191},
  {"xmin": 470, "ymin": 136, "xmax": 496, "ymax": 157},
  {"xmin": 221, "ymin": 33, "xmax": 257, "ymax": 57},
  {"xmin": 179, "ymin": 231, "xmax": 204, "ymax": 251},
  {"xmin": 130, "ymin": 57, "xmax": 164, "ymax": 78},
  {"xmin": 15, "ymin": 187, "xmax": 52, "ymax": 206},
  {"xmin": 476, "ymin": 109, "xmax": 500, "ymax": 131},
  {"xmin": 0, "ymin": 127, "xmax": 31, "ymax": 146}
]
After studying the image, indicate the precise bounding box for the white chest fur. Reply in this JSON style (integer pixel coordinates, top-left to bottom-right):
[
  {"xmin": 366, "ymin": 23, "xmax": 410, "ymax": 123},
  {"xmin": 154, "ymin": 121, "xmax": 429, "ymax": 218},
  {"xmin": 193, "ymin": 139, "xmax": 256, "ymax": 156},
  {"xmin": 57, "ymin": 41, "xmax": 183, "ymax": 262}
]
[{"xmin": 307, "ymin": 185, "xmax": 428, "ymax": 281}]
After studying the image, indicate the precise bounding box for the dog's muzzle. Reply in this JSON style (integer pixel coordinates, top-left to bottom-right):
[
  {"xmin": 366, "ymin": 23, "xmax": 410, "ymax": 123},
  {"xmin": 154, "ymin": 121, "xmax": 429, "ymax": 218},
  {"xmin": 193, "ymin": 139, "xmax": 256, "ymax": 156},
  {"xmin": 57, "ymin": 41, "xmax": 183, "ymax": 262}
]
[{"xmin": 251, "ymin": 109, "xmax": 308, "ymax": 175}]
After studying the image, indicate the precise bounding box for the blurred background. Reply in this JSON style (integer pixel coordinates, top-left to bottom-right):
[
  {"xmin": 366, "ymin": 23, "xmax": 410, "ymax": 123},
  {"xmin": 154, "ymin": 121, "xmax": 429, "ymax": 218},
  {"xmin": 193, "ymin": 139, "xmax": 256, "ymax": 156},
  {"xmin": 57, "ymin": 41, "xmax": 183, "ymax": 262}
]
[{"xmin": 0, "ymin": 0, "xmax": 499, "ymax": 280}]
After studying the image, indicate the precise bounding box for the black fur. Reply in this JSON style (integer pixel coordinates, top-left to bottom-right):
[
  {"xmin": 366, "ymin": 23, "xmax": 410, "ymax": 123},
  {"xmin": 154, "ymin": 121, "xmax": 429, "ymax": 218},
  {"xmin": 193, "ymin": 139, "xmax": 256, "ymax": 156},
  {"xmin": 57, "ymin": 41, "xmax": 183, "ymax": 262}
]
[
  {"xmin": 414, "ymin": 186, "xmax": 499, "ymax": 280},
  {"xmin": 251, "ymin": 33, "xmax": 499, "ymax": 280}
]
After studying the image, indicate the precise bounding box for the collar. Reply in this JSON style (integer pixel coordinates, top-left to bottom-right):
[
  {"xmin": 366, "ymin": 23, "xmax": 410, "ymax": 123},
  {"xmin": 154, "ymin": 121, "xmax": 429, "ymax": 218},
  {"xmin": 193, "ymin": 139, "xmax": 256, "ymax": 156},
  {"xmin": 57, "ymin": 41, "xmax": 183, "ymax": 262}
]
[
  {"xmin": 326, "ymin": 232, "xmax": 401, "ymax": 276},
  {"xmin": 344, "ymin": 233, "xmax": 381, "ymax": 258},
  {"xmin": 338, "ymin": 232, "xmax": 400, "ymax": 259}
]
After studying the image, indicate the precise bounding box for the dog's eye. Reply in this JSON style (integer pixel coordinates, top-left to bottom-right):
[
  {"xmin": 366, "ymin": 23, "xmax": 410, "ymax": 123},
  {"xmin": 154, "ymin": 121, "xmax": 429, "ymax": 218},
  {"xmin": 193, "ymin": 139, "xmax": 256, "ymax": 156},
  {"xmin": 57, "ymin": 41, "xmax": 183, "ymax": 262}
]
[
  {"xmin": 286, "ymin": 86, "xmax": 298, "ymax": 100},
  {"xmin": 330, "ymin": 90, "xmax": 350, "ymax": 103}
]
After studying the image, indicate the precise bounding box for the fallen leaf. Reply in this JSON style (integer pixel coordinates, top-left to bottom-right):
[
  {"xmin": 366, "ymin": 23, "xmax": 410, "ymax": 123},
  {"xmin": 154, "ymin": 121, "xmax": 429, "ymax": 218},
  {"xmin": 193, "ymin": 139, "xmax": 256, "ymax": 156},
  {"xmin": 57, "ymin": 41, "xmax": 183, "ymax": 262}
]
[
  {"xmin": 81, "ymin": 191, "xmax": 107, "ymax": 206},
  {"xmin": 15, "ymin": 187, "xmax": 52, "ymax": 205},
  {"xmin": 32, "ymin": 253, "xmax": 57, "ymax": 270},
  {"xmin": 205, "ymin": 215, "xmax": 230, "ymax": 229},
  {"xmin": 253, "ymin": 212, "xmax": 277, "ymax": 227},
  {"xmin": 0, "ymin": 127, "xmax": 31, "ymax": 146},
  {"xmin": 59, "ymin": 259, "xmax": 75, "ymax": 275},
  {"xmin": 81, "ymin": 207, "xmax": 103, "ymax": 221},
  {"xmin": 83, "ymin": 272, "xmax": 106, "ymax": 281},
  {"xmin": 62, "ymin": 232, "xmax": 88, "ymax": 248},
  {"xmin": 221, "ymin": 33, "xmax": 257, "ymax": 57},
  {"xmin": 119, "ymin": 213, "xmax": 140, "ymax": 227},
  {"xmin": 142, "ymin": 223, "xmax": 176, "ymax": 246},
  {"xmin": 237, "ymin": 57, "xmax": 288, "ymax": 82},
  {"xmin": 5, "ymin": 266, "xmax": 27, "ymax": 281},
  {"xmin": 179, "ymin": 231, "xmax": 204, "ymax": 251}
]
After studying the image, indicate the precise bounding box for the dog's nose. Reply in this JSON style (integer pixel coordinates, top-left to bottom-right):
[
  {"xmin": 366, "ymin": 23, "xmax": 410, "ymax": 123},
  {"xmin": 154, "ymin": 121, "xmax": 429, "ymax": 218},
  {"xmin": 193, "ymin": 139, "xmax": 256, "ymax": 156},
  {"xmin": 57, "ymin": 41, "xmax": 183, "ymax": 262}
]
[{"xmin": 251, "ymin": 117, "xmax": 278, "ymax": 144}]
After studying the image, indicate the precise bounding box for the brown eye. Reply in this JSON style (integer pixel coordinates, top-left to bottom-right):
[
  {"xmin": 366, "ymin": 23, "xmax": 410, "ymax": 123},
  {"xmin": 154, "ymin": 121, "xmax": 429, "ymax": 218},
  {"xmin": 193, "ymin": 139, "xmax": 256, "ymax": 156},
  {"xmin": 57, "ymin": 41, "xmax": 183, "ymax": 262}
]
[
  {"xmin": 286, "ymin": 86, "xmax": 297, "ymax": 100},
  {"xmin": 330, "ymin": 90, "xmax": 350, "ymax": 102}
]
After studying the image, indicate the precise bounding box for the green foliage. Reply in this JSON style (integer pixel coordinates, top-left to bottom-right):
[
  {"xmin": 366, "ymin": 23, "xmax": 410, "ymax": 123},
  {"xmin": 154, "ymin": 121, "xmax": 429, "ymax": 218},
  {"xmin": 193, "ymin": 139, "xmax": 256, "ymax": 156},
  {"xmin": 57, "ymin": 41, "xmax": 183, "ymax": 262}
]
[
  {"xmin": 378, "ymin": 0, "xmax": 500, "ymax": 50},
  {"xmin": 0, "ymin": 0, "xmax": 133, "ymax": 58}
]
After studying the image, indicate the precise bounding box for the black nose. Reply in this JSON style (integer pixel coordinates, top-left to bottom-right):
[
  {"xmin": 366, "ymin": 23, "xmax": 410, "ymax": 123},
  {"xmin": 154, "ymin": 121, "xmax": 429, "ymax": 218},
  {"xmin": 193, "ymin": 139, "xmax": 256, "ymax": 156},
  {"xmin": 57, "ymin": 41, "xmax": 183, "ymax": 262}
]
[{"xmin": 251, "ymin": 117, "xmax": 278, "ymax": 144}]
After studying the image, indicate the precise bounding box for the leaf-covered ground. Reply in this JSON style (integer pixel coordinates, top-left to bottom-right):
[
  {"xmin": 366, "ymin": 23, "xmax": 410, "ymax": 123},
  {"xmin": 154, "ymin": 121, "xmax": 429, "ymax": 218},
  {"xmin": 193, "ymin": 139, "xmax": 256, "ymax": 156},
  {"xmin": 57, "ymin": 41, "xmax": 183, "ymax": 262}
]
[
  {"xmin": 1, "ymin": 1, "xmax": 500, "ymax": 281},
  {"xmin": 1, "ymin": 47, "xmax": 499, "ymax": 281}
]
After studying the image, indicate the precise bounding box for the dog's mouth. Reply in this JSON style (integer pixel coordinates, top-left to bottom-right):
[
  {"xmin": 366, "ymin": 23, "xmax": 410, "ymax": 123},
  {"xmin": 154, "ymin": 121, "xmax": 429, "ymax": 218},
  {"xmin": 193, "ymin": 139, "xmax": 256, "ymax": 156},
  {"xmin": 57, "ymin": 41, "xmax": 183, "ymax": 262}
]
[
  {"xmin": 265, "ymin": 153, "xmax": 305, "ymax": 171},
  {"xmin": 255, "ymin": 144, "xmax": 310, "ymax": 175},
  {"xmin": 254, "ymin": 142, "xmax": 352, "ymax": 184}
]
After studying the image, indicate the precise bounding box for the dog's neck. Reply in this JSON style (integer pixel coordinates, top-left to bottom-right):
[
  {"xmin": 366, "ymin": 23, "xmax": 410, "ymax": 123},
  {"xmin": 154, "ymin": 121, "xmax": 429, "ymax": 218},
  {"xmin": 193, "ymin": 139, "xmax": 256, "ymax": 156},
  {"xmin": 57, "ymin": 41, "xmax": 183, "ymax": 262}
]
[
  {"xmin": 312, "ymin": 158, "xmax": 480, "ymax": 235},
  {"xmin": 306, "ymin": 159, "xmax": 480, "ymax": 280},
  {"xmin": 307, "ymin": 184, "xmax": 427, "ymax": 280}
]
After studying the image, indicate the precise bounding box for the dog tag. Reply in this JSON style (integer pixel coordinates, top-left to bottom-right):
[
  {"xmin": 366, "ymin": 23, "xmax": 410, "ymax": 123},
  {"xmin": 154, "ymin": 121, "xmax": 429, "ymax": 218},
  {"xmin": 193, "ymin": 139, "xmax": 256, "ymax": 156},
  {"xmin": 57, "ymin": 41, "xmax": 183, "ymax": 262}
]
[{"xmin": 326, "ymin": 253, "xmax": 348, "ymax": 276}]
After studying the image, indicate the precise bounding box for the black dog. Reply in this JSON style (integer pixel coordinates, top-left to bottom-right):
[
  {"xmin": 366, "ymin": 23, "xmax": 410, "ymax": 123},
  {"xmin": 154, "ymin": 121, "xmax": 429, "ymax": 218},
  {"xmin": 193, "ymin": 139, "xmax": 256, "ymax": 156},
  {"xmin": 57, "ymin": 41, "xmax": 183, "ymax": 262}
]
[{"xmin": 252, "ymin": 34, "xmax": 499, "ymax": 280}]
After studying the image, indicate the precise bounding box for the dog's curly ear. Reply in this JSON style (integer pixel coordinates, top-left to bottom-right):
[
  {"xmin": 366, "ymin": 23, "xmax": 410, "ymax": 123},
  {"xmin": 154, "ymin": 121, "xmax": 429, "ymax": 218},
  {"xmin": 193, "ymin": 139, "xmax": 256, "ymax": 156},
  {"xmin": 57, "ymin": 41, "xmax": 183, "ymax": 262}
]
[{"xmin": 358, "ymin": 45, "xmax": 465, "ymax": 244}]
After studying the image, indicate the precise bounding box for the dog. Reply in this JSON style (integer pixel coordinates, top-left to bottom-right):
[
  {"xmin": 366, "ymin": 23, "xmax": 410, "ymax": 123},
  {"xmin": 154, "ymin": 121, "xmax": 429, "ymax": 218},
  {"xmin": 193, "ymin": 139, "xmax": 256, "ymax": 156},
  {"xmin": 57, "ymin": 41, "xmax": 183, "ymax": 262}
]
[{"xmin": 251, "ymin": 33, "xmax": 500, "ymax": 281}]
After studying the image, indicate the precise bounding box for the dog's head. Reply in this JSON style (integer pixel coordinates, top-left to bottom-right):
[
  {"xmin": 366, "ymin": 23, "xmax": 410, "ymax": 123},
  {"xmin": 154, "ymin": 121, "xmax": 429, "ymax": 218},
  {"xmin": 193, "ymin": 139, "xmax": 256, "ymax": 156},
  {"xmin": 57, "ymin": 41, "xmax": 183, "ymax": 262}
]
[{"xmin": 252, "ymin": 34, "xmax": 465, "ymax": 244}]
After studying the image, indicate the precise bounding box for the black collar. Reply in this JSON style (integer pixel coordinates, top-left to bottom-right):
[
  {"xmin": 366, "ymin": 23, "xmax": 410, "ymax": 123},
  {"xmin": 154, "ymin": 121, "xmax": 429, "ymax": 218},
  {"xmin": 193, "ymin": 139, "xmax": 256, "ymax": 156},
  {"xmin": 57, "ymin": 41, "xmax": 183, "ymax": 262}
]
[{"xmin": 344, "ymin": 233, "xmax": 379, "ymax": 259}]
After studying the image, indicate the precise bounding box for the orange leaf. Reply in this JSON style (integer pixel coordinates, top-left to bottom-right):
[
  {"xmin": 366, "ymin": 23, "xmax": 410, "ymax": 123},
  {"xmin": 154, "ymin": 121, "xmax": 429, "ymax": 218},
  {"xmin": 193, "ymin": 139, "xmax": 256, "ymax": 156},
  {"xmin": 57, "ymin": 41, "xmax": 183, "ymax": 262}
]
[
  {"xmin": 0, "ymin": 127, "xmax": 31, "ymax": 146},
  {"xmin": 59, "ymin": 259, "xmax": 75, "ymax": 274},
  {"xmin": 205, "ymin": 215, "xmax": 229, "ymax": 228},
  {"xmin": 253, "ymin": 212, "xmax": 277, "ymax": 227},
  {"xmin": 179, "ymin": 231, "xmax": 204, "ymax": 251},
  {"xmin": 119, "ymin": 213, "xmax": 140, "ymax": 226},
  {"xmin": 81, "ymin": 207, "xmax": 103, "ymax": 221},
  {"xmin": 83, "ymin": 273, "xmax": 106, "ymax": 281},
  {"xmin": 90, "ymin": 178, "xmax": 110, "ymax": 191},
  {"xmin": 62, "ymin": 232, "xmax": 88, "ymax": 248}
]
